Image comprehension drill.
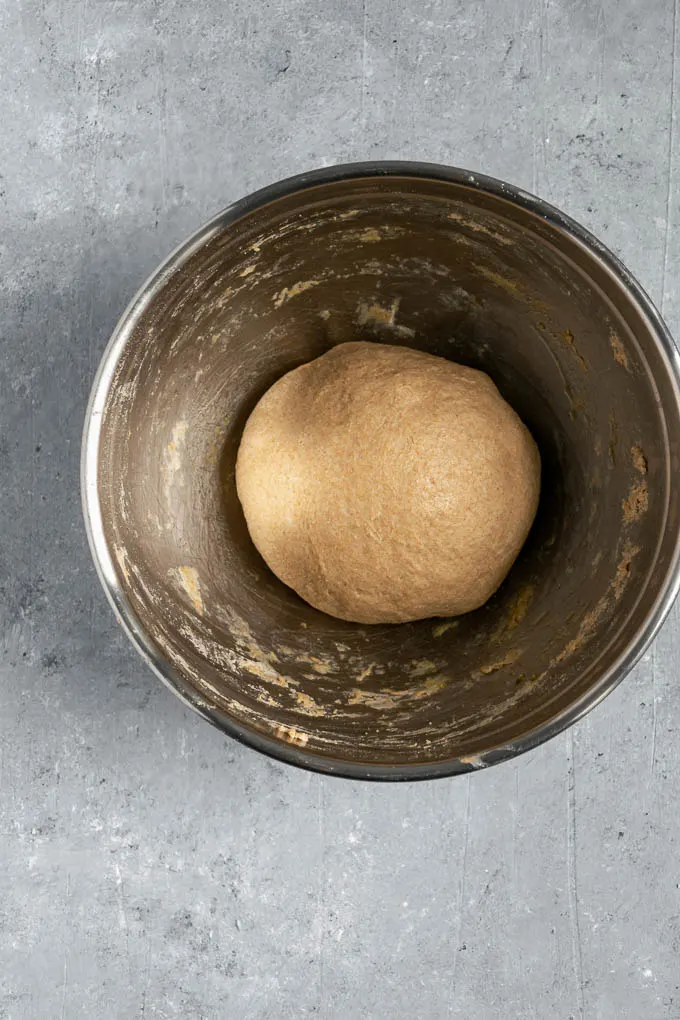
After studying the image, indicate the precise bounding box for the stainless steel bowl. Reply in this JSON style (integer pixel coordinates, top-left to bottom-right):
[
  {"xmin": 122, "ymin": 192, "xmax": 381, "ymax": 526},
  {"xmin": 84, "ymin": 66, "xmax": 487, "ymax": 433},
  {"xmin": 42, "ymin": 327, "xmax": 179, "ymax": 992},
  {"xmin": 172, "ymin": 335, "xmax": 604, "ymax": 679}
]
[{"xmin": 82, "ymin": 162, "xmax": 680, "ymax": 780}]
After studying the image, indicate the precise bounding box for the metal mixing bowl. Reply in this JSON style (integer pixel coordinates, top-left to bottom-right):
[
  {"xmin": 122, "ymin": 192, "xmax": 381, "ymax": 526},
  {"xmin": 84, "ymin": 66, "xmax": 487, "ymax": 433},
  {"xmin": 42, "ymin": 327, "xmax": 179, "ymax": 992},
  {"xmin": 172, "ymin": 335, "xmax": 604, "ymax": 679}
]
[{"xmin": 82, "ymin": 162, "xmax": 680, "ymax": 780}]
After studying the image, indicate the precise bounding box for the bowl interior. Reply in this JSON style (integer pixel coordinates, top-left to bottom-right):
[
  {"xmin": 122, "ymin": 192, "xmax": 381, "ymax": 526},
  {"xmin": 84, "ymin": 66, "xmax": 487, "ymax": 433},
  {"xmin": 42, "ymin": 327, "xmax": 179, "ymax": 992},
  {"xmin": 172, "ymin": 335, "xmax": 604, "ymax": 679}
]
[{"xmin": 93, "ymin": 170, "xmax": 680, "ymax": 775}]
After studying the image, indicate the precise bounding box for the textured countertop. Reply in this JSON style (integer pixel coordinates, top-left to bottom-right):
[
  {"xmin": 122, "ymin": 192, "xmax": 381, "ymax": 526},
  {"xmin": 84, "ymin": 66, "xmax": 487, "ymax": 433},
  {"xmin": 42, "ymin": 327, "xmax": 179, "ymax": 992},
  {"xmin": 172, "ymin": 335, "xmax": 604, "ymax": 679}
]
[{"xmin": 1, "ymin": 1, "xmax": 679, "ymax": 1017}]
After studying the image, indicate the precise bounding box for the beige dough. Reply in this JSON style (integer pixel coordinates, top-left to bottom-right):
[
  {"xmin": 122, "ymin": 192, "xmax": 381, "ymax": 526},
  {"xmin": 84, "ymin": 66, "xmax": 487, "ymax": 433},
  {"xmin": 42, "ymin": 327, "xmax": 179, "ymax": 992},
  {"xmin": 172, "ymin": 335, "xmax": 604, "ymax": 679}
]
[{"xmin": 236, "ymin": 341, "xmax": 541, "ymax": 624}]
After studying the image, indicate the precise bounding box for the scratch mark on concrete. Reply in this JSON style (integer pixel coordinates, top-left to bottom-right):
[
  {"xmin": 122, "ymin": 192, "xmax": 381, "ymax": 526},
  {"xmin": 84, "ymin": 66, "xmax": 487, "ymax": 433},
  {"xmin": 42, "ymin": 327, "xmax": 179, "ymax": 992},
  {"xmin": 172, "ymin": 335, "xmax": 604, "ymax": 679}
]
[
  {"xmin": 317, "ymin": 777, "xmax": 326, "ymax": 1016},
  {"xmin": 59, "ymin": 954, "xmax": 68, "ymax": 1020},
  {"xmin": 651, "ymin": 642, "xmax": 658, "ymax": 774},
  {"xmin": 512, "ymin": 762, "xmax": 520, "ymax": 887},
  {"xmin": 661, "ymin": 0, "xmax": 678, "ymax": 314},
  {"xmin": 115, "ymin": 862, "xmax": 129, "ymax": 934},
  {"xmin": 449, "ymin": 775, "xmax": 471, "ymax": 1015},
  {"xmin": 140, "ymin": 943, "xmax": 152, "ymax": 1016},
  {"xmin": 567, "ymin": 730, "xmax": 585, "ymax": 1019},
  {"xmin": 538, "ymin": 0, "xmax": 549, "ymax": 191},
  {"xmin": 156, "ymin": 39, "xmax": 169, "ymax": 212},
  {"xmin": 360, "ymin": 0, "xmax": 368, "ymax": 130},
  {"xmin": 595, "ymin": 1, "xmax": 606, "ymax": 101}
]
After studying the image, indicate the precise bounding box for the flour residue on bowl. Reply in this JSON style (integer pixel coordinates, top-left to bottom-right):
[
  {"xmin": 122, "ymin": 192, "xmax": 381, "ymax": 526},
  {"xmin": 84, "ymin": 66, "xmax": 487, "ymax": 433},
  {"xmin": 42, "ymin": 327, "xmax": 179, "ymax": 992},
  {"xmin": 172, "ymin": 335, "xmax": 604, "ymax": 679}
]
[
  {"xmin": 293, "ymin": 691, "xmax": 325, "ymax": 717},
  {"xmin": 612, "ymin": 542, "xmax": 640, "ymax": 600},
  {"xmin": 550, "ymin": 542, "xmax": 640, "ymax": 669},
  {"xmin": 276, "ymin": 724, "xmax": 310, "ymax": 747},
  {"xmin": 562, "ymin": 329, "xmax": 588, "ymax": 372},
  {"xmin": 356, "ymin": 227, "xmax": 382, "ymax": 242},
  {"xmin": 632, "ymin": 445, "xmax": 648, "ymax": 475},
  {"xmin": 610, "ymin": 329, "xmax": 630, "ymax": 370},
  {"xmin": 356, "ymin": 297, "xmax": 415, "ymax": 338},
  {"xmin": 161, "ymin": 421, "xmax": 187, "ymax": 504},
  {"xmin": 171, "ymin": 565, "xmax": 204, "ymax": 615},
  {"xmin": 432, "ymin": 619, "xmax": 458, "ymax": 638},
  {"xmin": 623, "ymin": 480, "xmax": 648, "ymax": 522},
  {"xmin": 447, "ymin": 211, "xmax": 512, "ymax": 246},
  {"xmin": 474, "ymin": 264, "xmax": 521, "ymax": 295},
  {"xmin": 491, "ymin": 584, "xmax": 535, "ymax": 642},
  {"xmin": 273, "ymin": 279, "xmax": 320, "ymax": 309},
  {"xmin": 114, "ymin": 544, "xmax": 130, "ymax": 583},
  {"xmin": 478, "ymin": 649, "xmax": 521, "ymax": 675},
  {"xmin": 346, "ymin": 674, "xmax": 447, "ymax": 710},
  {"xmin": 355, "ymin": 662, "xmax": 375, "ymax": 684}
]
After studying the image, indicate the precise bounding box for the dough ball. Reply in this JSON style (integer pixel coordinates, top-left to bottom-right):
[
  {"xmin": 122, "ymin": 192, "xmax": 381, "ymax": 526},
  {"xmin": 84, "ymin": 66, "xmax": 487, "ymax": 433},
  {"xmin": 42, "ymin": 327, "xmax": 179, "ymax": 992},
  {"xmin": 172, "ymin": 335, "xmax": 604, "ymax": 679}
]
[{"xmin": 236, "ymin": 341, "xmax": 540, "ymax": 624}]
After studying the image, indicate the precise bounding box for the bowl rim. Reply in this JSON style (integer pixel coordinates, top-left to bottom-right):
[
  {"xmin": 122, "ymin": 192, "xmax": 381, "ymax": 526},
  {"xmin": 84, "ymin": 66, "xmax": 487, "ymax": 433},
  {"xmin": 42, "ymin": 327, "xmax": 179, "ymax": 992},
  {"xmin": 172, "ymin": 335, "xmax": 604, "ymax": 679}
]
[{"xmin": 81, "ymin": 160, "xmax": 680, "ymax": 781}]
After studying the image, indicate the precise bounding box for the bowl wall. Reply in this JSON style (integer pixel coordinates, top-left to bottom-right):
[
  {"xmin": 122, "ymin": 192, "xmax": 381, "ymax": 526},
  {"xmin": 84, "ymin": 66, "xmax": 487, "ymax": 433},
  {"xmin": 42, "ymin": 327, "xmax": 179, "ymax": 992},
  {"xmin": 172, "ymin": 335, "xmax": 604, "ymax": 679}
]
[{"xmin": 84, "ymin": 164, "xmax": 680, "ymax": 778}]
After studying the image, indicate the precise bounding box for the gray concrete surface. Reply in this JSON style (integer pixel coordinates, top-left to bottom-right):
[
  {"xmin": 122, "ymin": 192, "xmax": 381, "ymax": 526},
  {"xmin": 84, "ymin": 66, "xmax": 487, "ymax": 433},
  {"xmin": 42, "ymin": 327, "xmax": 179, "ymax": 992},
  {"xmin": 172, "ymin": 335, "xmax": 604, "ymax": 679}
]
[{"xmin": 1, "ymin": 0, "xmax": 680, "ymax": 1016}]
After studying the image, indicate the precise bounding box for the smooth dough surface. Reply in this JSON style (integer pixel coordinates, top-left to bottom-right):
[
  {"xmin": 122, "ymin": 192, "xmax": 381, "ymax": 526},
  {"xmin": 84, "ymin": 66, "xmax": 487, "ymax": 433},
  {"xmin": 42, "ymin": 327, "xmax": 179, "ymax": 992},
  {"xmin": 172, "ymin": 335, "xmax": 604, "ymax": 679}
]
[{"xmin": 236, "ymin": 341, "xmax": 541, "ymax": 624}]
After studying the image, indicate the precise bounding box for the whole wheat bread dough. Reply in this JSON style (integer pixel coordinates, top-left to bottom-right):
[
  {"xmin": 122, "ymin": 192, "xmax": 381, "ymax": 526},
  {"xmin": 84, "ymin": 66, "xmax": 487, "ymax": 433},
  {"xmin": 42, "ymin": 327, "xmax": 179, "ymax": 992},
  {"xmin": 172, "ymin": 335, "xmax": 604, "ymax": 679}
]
[{"xmin": 236, "ymin": 341, "xmax": 540, "ymax": 624}]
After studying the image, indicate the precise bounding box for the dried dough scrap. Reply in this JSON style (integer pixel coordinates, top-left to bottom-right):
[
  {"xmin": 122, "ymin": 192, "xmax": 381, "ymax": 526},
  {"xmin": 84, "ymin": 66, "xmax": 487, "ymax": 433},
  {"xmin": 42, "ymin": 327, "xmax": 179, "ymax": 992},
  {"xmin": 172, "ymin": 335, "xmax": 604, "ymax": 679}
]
[{"xmin": 236, "ymin": 341, "xmax": 541, "ymax": 624}]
